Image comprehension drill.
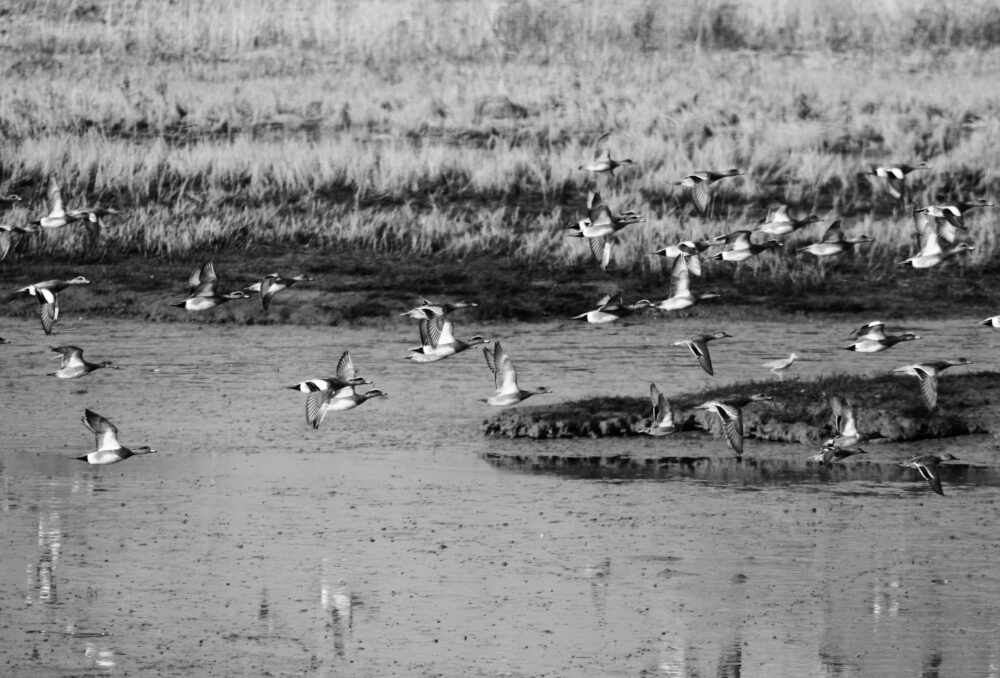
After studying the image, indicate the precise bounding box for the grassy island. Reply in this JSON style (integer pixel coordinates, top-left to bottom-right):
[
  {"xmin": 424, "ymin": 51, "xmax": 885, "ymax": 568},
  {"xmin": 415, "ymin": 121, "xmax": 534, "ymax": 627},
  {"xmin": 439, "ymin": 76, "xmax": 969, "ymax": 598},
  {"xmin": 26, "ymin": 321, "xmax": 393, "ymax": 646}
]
[{"xmin": 481, "ymin": 371, "xmax": 1000, "ymax": 466}]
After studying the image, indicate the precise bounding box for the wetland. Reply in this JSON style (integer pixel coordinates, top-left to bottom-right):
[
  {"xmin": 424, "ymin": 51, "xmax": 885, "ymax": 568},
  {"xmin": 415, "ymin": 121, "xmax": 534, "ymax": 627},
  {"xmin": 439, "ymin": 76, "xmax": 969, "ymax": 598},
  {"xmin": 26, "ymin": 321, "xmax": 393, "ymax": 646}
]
[{"xmin": 5, "ymin": 1, "xmax": 1000, "ymax": 675}]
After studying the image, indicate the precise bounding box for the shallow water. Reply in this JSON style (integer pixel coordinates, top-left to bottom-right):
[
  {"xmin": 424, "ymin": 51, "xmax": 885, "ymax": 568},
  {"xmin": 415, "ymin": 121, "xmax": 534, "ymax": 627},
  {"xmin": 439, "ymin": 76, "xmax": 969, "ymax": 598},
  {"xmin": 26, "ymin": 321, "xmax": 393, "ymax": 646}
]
[{"xmin": 1, "ymin": 314, "xmax": 999, "ymax": 677}]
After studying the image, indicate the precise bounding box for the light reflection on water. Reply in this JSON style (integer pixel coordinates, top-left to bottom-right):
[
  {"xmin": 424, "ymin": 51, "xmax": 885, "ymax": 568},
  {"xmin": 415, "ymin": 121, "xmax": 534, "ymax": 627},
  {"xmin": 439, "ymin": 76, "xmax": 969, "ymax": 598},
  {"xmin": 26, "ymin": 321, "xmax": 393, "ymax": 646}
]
[{"xmin": 0, "ymin": 315, "xmax": 998, "ymax": 676}]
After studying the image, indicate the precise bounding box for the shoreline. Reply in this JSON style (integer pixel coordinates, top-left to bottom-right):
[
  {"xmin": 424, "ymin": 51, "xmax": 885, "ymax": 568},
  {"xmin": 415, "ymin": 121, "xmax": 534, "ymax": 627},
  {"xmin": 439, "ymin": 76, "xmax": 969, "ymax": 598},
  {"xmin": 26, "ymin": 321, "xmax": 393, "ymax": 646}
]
[{"xmin": 2, "ymin": 246, "xmax": 997, "ymax": 328}]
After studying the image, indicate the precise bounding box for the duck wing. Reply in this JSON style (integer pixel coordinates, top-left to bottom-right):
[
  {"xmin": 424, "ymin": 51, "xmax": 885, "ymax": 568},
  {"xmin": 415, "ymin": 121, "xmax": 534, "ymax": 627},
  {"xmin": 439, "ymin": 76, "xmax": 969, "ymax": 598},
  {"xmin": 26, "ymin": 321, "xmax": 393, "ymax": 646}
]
[
  {"xmin": 714, "ymin": 403, "xmax": 744, "ymax": 456},
  {"xmin": 82, "ymin": 409, "xmax": 120, "ymax": 451},
  {"xmin": 0, "ymin": 231, "xmax": 12, "ymax": 260},
  {"xmin": 669, "ymin": 255, "xmax": 691, "ymax": 298},
  {"xmin": 650, "ymin": 383, "xmax": 674, "ymax": 427},
  {"xmin": 885, "ymin": 174, "xmax": 905, "ymax": 199},
  {"xmin": 913, "ymin": 366, "xmax": 939, "ymax": 410},
  {"xmin": 416, "ymin": 317, "xmax": 439, "ymax": 348},
  {"xmin": 686, "ymin": 252, "xmax": 702, "ymax": 277},
  {"xmin": 189, "ymin": 262, "xmax": 219, "ymax": 297},
  {"xmin": 836, "ymin": 397, "xmax": 858, "ymax": 437},
  {"xmin": 914, "ymin": 213, "xmax": 946, "ymax": 253},
  {"xmin": 260, "ymin": 275, "xmax": 278, "ymax": 310},
  {"xmin": 484, "ymin": 341, "xmax": 519, "ymax": 394},
  {"xmin": 715, "ymin": 230, "xmax": 752, "ymax": 250},
  {"xmin": 848, "ymin": 321, "xmax": 886, "ymax": 341},
  {"xmin": 483, "ymin": 343, "xmax": 502, "ymax": 391},
  {"xmin": 588, "ymin": 237, "xmax": 612, "ymax": 271},
  {"xmin": 335, "ymin": 349, "xmax": 359, "ymax": 382},
  {"xmin": 36, "ymin": 288, "xmax": 58, "ymax": 335},
  {"xmin": 690, "ymin": 180, "xmax": 710, "ymax": 214},
  {"xmin": 687, "ymin": 339, "xmax": 715, "ymax": 376},
  {"xmin": 437, "ymin": 319, "xmax": 458, "ymax": 346},
  {"xmin": 916, "ymin": 462, "xmax": 945, "ymax": 496},
  {"xmin": 820, "ymin": 220, "xmax": 845, "ymax": 243},
  {"xmin": 51, "ymin": 345, "xmax": 84, "ymax": 368},
  {"xmin": 592, "ymin": 132, "xmax": 612, "ymax": 159},
  {"xmin": 587, "ymin": 191, "xmax": 613, "ymax": 228},
  {"xmin": 47, "ymin": 176, "xmax": 66, "ymax": 216},
  {"xmin": 306, "ymin": 387, "xmax": 335, "ymax": 429}
]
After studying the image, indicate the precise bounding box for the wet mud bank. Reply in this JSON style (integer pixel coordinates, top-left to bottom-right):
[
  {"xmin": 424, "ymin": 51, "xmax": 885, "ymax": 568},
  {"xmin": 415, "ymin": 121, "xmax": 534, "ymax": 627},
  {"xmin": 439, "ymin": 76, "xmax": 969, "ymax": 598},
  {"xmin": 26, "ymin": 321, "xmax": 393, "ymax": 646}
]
[
  {"xmin": 1, "ymin": 246, "xmax": 998, "ymax": 327},
  {"xmin": 481, "ymin": 372, "xmax": 1000, "ymax": 466}
]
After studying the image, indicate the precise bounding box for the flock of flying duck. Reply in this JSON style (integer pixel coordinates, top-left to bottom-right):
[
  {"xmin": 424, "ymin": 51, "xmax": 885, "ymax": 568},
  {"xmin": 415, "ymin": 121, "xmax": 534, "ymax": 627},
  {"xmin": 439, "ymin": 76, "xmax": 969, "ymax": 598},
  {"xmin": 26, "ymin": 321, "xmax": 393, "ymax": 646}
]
[
  {"xmin": 2, "ymin": 177, "xmax": 553, "ymax": 461},
  {"xmin": 2, "ymin": 146, "xmax": 993, "ymax": 494},
  {"xmin": 573, "ymin": 134, "xmax": 994, "ymax": 496}
]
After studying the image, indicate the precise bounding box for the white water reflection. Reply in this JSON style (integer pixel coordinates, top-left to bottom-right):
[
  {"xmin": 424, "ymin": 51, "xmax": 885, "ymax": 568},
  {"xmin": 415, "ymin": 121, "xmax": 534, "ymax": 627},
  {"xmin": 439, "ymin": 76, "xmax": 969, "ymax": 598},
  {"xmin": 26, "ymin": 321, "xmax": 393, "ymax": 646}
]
[{"xmin": 0, "ymin": 316, "xmax": 998, "ymax": 676}]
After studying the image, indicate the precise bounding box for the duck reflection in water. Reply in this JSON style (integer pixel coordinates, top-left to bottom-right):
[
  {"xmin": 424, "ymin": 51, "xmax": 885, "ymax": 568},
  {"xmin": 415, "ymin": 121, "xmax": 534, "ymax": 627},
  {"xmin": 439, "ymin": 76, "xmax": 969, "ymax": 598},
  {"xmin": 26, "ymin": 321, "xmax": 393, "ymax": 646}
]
[
  {"xmin": 716, "ymin": 635, "xmax": 743, "ymax": 678},
  {"xmin": 582, "ymin": 556, "xmax": 610, "ymax": 622},
  {"xmin": 257, "ymin": 587, "xmax": 274, "ymax": 634},
  {"xmin": 653, "ymin": 630, "xmax": 743, "ymax": 677},
  {"xmin": 27, "ymin": 510, "xmax": 62, "ymax": 605},
  {"xmin": 321, "ymin": 573, "xmax": 353, "ymax": 657},
  {"xmin": 919, "ymin": 649, "xmax": 943, "ymax": 678}
]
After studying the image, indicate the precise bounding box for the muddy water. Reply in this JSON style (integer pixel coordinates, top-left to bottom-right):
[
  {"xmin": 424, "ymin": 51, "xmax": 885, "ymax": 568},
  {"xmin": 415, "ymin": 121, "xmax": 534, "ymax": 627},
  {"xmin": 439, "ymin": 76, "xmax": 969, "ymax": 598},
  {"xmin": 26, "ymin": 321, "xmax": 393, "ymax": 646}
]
[{"xmin": 1, "ymin": 314, "xmax": 999, "ymax": 677}]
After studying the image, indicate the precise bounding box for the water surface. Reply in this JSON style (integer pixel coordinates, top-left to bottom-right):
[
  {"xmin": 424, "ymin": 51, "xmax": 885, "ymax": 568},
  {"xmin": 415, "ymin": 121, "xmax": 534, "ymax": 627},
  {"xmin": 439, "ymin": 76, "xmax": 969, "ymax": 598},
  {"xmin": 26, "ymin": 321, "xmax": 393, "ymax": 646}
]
[{"xmin": 1, "ymin": 315, "xmax": 999, "ymax": 677}]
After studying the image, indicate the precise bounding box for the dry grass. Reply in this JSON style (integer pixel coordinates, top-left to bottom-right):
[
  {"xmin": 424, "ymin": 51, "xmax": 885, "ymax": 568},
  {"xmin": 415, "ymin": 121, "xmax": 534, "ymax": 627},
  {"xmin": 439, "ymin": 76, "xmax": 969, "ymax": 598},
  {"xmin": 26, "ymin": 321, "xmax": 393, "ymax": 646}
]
[{"xmin": 2, "ymin": 0, "xmax": 1000, "ymax": 286}]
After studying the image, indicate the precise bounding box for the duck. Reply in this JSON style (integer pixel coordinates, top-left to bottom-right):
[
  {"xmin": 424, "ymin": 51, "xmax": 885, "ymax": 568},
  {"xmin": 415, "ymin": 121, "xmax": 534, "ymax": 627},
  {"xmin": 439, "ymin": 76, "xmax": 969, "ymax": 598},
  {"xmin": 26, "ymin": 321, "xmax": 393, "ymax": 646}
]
[
  {"xmin": 286, "ymin": 349, "xmax": 373, "ymax": 393},
  {"xmin": 900, "ymin": 239, "xmax": 973, "ymax": 269},
  {"xmin": 695, "ymin": 394, "xmax": 772, "ymax": 457},
  {"xmin": 306, "ymin": 387, "xmax": 387, "ymax": 429},
  {"xmin": 673, "ymin": 330, "xmax": 731, "ymax": 376},
  {"xmin": 568, "ymin": 191, "xmax": 645, "ymax": 239},
  {"xmin": 17, "ymin": 276, "xmax": 91, "ymax": 335},
  {"xmin": 29, "ymin": 176, "xmax": 82, "ymax": 230},
  {"xmin": 636, "ymin": 383, "xmax": 677, "ymax": 436},
  {"xmin": 400, "ymin": 298, "xmax": 478, "ymax": 320},
  {"xmin": 480, "ymin": 341, "xmax": 551, "ymax": 406},
  {"xmin": 567, "ymin": 191, "xmax": 644, "ymax": 270},
  {"xmin": 0, "ymin": 223, "xmax": 38, "ymax": 261},
  {"xmin": 844, "ymin": 322, "xmax": 920, "ymax": 353},
  {"xmin": 798, "ymin": 220, "xmax": 874, "ymax": 257},
  {"xmin": 847, "ymin": 320, "xmax": 891, "ymax": 340},
  {"xmin": 66, "ymin": 206, "xmax": 121, "ymax": 240},
  {"xmin": 822, "ymin": 396, "xmax": 879, "ymax": 450},
  {"xmin": 654, "ymin": 254, "xmax": 719, "ymax": 312},
  {"xmin": 173, "ymin": 262, "xmax": 249, "ymax": 311},
  {"xmin": 753, "ymin": 204, "xmax": 821, "ymax": 237},
  {"xmin": 900, "ymin": 213, "xmax": 972, "ymax": 268},
  {"xmin": 676, "ymin": 168, "xmax": 742, "ymax": 214},
  {"xmin": 577, "ymin": 132, "xmax": 634, "ymax": 175},
  {"xmin": 809, "ymin": 444, "xmax": 868, "ymax": 466},
  {"xmin": 244, "ymin": 273, "xmax": 314, "ymax": 310},
  {"xmin": 915, "ymin": 199, "xmax": 993, "ymax": 232},
  {"xmin": 573, "ymin": 294, "xmax": 651, "ymax": 323},
  {"xmin": 761, "ymin": 352, "xmax": 797, "ymax": 380},
  {"xmin": 892, "ymin": 358, "xmax": 973, "ymax": 411},
  {"xmin": 48, "ymin": 346, "xmax": 119, "ymax": 379},
  {"xmin": 863, "ymin": 162, "xmax": 930, "ymax": 200},
  {"xmin": 652, "ymin": 240, "xmax": 712, "ymax": 276},
  {"xmin": 408, "ymin": 316, "xmax": 490, "ymax": 361},
  {"xmin": 979, "ymin": 315, "xmax": 1000, "ymax": 329},
  {"xmin": 899, "ymin": 453, "xmax": 959, "ymax": 496},
  {"xmin": 75, "ymin": 409, "xmax": 156, "ymax": 465},
  {"xmin": 710, "ymin": 230, "xmax": 782, "ymax": 262}
]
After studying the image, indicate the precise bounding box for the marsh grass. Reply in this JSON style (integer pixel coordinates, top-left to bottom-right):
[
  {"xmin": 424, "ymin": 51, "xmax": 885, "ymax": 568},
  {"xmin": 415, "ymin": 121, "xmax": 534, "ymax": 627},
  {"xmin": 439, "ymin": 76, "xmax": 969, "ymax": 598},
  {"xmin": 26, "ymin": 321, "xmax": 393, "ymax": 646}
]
[{"xmin": 4, "ymin": 0, "xmax": 1000, "ymax": 295}]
